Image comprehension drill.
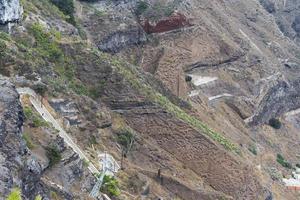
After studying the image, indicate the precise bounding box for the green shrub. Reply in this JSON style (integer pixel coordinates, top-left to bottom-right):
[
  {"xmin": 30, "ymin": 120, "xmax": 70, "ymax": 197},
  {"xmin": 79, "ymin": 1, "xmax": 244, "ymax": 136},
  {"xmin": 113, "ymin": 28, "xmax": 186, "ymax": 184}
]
[
  {"xmin": 32, "ymin": 117, "xmax": 48, "ymax": 127},
  {"xmin": 88, "ymin": 135, "xmax": 98, "ymax": 146},
  {"xmin": 24, "ymin": 106, "xmax": 48, "ymax": 127},
  {"xmin": 117, "ymin": 129, "xmax": 135, "ymax": 153},
  {"xmin": 0, "ymin": 40, "xmax": 7, "ymax": 57},
  {"xmin": 88, "ymin": 83, "xmax": 106, "ymax": 99},
  {"xmin": 35, "ymin": 195, "xmax": 42, "ymax": 200},
  {"xmin": 248, "ymin": 144, "xmax": 257, "ymax": 155},
  {"xmin": 28, "ymin": 23, "xmax": 63, "ymax": 61},
  {"xmin": 185, "ymin": 75, "xmax": 192, "ymax": 82},
  {"xmin": 22, "ymin": 133, "xmax": 35, "ymax": 149},
  {"xmin": 50, "ymin": 0, "xmax": 75, "ymax": 25},
  {"xmin": 135, "ymin": 1, "xmax": 149, "ymax": 16},
  {"xmin": 269, "ymin": 118, "xmax": 281, "ymax": 129},
  {"xmin": 69, "ymin": 81, "xmax": 89, "ymax": 96},
  {"xmin": 0, "ymin": 32, "xmax": 10, "ymax": 41},
  {"xmin": 101, "ymin": 175, "xmax": 120, "ymax": 197},
  {"xmin": 46, "ymin": 146, "xmax": 62, "ymax": 167},
  {"xmin": 277, "ymin": 154, "xmax": 292, "ymax": 169},
  {"xmin": 23, "ymin": 106, "xmax": 34, "ymax": 119},
  {"xmin": 7, "ymin": 188, "xmax": 22, "ymax": 200},
  {"xmin": 296, "ymin": 163, "xmax": 300, "ymax": 168},
  {"xmin": 82, "ymin": 158, "xmax": 89, "ymax": 167},
  {"xmin": 33, "ymin": 83, "xmax": 48, "ymax": 97},
  {"xmin": 50, "ymin": 191, "xmax": 59, "ymax": 200}
]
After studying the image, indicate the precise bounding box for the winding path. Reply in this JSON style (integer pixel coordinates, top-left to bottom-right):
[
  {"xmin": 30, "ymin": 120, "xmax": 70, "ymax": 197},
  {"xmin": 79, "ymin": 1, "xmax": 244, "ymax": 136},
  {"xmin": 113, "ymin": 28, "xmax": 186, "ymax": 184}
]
[{"xmin": 17, "ymin": 87, "xmax": 99, "ymax": 175}]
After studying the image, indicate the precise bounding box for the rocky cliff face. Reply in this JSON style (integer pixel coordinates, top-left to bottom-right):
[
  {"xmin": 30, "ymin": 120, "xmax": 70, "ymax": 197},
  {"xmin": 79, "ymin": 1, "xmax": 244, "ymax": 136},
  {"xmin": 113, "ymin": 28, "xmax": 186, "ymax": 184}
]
[
  {"xmin": 0, "ymin": 0, "xmax": 22, "ymax": 24},
  {"xmin": 260, "ymin": 0, "xmax": 300, "ymax": 42},
  {"xmin": 2, "ymin": 0, "xmax": 300, "ymax": 199},
  {"xmin": 0, "ymin": 76, "xmax": 27, "ymax": 198}
]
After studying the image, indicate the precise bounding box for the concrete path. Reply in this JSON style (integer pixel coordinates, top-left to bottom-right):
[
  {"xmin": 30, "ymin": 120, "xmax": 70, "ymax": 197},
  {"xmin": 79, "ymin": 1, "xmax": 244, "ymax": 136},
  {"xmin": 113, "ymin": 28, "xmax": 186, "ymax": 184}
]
[
  {"xmin": 188, "ymin": 75, "xmax": 218, "ymax": 86},
  {"xmin": 208, "ymin": 93, "xmax": 233, "ymax": 101},
  {"xmin": 17, "ymin": 87, "xmax": 99, "ymax": 175}
]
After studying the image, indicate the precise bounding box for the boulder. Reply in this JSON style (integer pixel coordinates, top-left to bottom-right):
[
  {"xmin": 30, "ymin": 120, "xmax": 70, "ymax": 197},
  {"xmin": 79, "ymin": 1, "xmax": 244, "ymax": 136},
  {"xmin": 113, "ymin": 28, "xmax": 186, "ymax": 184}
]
[{"xmin": 0, "ymin": 0, "xmax": 23, "ymax": 25}]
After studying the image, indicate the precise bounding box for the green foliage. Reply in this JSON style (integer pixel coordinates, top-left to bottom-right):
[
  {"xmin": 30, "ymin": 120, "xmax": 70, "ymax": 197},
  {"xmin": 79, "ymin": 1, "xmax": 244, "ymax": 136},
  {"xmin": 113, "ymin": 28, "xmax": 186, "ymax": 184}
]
[
  {"xmin": 50, "ymin": 191, "xmax": 59, "ymax": 200},
  {"xmin": 50, "ymin": 0, "xmax": 75, "ymax": 25},
  {"xmin": 23, "ymin": 106, "xmax": 34, "ymax": 119},
  {"xmin": 22, "ymin": 133, "xmax": 35, "ymax": 149},
  {"xmin": 88, "ymin": 81, "xmax": 106, "ymax": 99},
  {"xmin": 7, "ymin": 188, "xmax": 22, "ymax": 200},
  {"xmin": 296, "ymin": 163, "xmax": 300, "ymax": 168},
  {"xmin": 69, "ymin": 80, "xmax": 104, "ymax": 99},
  {"xmin": 248, "ymin": 144, "xmax": 257, "ymax": 155},
  {"xmin": 0, "ymin": 32, "xmax": 11, "ymax": 41},
  {"xmin": 69, "ymin": 81, "xmax": 89, "ymax": 96},
  {"xmin": 269, "ymin": 118, "xmax": 281, "ymax": 129},
  {"xmin": 185, "ymin": 75, "xmax": 192, "ymax": 82},
  {"xmin": 33, "ymin": 83, "xmax": 48, "ymax": 97},
  {"xmin": 24, "ymin": 106, "xmax": 48, "ymax": 127},
  {"xmin": 117, "ymin": 129, "xmax": 135, "ymax": 153},
  {"xmin": 0, "ymin": 40, "xmax": 7, "ymax": 57},
  {"xmin": 88, "ymin": 135, "xmax": 98, "ymax": 146},
  {"xmin": 21, "ymin": 0, "xmax": 65, "ymax": 20},
  {"xmin": 277, "ymin": 154, "xmax": 292, "ymax": 169},
  {"xmin": 35, "ymin": 195, "xmax": 42, "ymax": 200},
  {"xmin": 46, "ymin": 146, "xmax": 62, "ymax": 167},
  {"xmin": 135, "ymin": 1, "xmax": 149, "ymax": 16},
  {"xmin": 82, "ymin": 158, "xmax": 89, "ymax": 167},
  {"xmin": 101, "ymin": 175, "xmax": 120, "ymax": 197},
  {"xmin": 28, "ymin": 23, "xmax": 63, "ymax": 62}
]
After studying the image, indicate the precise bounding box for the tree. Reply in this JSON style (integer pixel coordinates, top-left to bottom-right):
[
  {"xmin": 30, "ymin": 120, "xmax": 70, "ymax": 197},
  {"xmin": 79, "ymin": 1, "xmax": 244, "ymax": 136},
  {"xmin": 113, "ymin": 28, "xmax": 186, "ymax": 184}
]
[
  {"xmin": 46, "ymin": 146, "xmax": 62, "ymax": 167},
  {"xmin": 269, "ymin": 118, "xmax": 281, "ymax": 129},
  {"xmin": 7, "ymin": 188, "xmax": 22, "ymax": 200},
  {"xmin": 51, "ymin": 0, "xmax": 76, "ymax": 25},
  {"xmin": 101, "ymin": 175, "xmax": 120, "ymax": 197},
  {"xmin": 117, "ymin": 129, "xmax": 135, "ymax": 169},
  {"xmin": 33, "ymin": 83, "xmax": 48, "ymax": 107}
]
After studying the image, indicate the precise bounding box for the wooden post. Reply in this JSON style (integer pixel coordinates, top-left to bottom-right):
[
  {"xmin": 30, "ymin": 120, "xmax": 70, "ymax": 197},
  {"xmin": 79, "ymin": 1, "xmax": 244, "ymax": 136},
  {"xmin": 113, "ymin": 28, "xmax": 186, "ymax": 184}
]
[
  {"xmin": 121, "ymin": 149, "xmax": 125, "ymax": 170},
  {"xmin": 177, "ymin": 72, "xmax": 180, "ymax": 97}
]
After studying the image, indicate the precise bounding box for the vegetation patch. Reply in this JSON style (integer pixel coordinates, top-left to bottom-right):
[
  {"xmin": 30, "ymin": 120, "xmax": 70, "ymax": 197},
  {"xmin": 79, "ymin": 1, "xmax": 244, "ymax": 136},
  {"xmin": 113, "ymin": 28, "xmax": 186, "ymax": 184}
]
[
  {"xmin": 50, "ymin": 0, "xmax": 76, "ymax": 25},
  {"xmin": 248, "ymin": 144, "xmax": 257, "ymax": 155},
  {"xmin": 135, "ymin": 1, "xmax": 149, "ymax": 16},
  {"xmin": 35, "ymin": 195, "xmax": 42, "ymax": 200},
  {"xmin": 277, "ymin": 154, "xmax": 292, "ymax": 169},
  {"xmin": 24, "ymin": 106, "xmax": 48, "ymax": 127},
  {"xmin": 269, "ymin": 118, "xmax": 281, "ymax": 129},
  {"xmin": 46, "ymin": 146, "xmax": 62, "ymax": 167},
  {"xmin": 101, "ymin": 175, "xmax": 120, "ymax": 197},
  {"xmin": 22, "ymin": 132, "xmax": 35, "ymax": 149},
  {"xmin": 117, "ymin": 129, "xmax": 135, "ymax": 154},
  {"xmin": 7, "ymin": 188, "xmax": 22, "ymax": 200},
  {"xmin": 28, "ymin": 23, "xmax": 63, "ymax": 62},
  {"xmin": 88, "ymin": 135, "xmax": 98, "ymax": 146}
]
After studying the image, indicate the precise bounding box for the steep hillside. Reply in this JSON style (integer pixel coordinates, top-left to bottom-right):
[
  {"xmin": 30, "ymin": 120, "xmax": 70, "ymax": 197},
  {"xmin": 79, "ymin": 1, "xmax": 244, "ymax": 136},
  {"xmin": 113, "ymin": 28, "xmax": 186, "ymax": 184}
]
[{"xmin": 1, "ymin": 0, "xmax": 300, "ymax": 199}]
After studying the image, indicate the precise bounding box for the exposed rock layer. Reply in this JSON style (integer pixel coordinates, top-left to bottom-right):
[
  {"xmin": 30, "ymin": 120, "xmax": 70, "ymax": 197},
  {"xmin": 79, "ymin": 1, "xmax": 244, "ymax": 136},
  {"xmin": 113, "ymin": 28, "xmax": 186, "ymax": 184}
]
[{"xmin": 0, "ymin": 0, "xmax": 22, "ymax": 24}]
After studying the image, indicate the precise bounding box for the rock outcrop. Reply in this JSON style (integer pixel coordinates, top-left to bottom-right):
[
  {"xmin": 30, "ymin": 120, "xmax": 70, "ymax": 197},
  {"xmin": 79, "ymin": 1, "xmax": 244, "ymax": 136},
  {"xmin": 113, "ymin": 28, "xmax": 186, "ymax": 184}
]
[
  {"xmin": 0, "ymin": 76, "xmax": 27, "ymax": 198},
  {"xmin": 248, "ymin": 78, "xmax": 300, "ymax": 125},
  {"xmin": 0, "ymin": 0, "xmax": 22, "ymax": 25},
  {"xmin": 260, "ymin": 0, "xmax": 300, "ymax": 42},
  {"xmin": 98, "ymin": 28, "xmax": 147, "ymax": 53}
]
